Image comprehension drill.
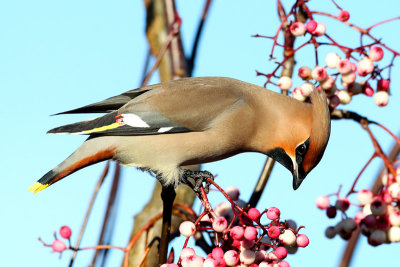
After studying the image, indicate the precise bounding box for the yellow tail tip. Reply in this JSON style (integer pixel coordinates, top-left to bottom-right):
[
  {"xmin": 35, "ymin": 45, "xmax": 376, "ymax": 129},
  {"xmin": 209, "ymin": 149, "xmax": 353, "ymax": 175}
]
[{"xmin": 28, "ymin": 182, "xmax": 49, "ymax": 194}]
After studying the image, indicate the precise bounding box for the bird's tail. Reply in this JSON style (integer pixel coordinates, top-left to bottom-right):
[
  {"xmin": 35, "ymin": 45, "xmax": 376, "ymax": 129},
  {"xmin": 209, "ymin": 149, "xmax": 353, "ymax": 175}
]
[{"xmin": 29, "ymin": 137, "xmax": 116, "ymax": 194}]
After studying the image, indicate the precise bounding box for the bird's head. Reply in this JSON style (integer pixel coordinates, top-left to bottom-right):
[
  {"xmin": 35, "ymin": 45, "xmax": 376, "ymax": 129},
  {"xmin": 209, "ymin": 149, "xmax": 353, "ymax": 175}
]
[{"xmin": 267, "ymin": 85, "xmax": 331, "ymax": 190}]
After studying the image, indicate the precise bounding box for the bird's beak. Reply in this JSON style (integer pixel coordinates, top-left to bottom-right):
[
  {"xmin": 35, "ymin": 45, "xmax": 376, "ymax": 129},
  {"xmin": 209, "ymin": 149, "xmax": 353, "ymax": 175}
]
[{"xmin": 291, "ymin": 157, "xmax": 305, "ymax": 190}]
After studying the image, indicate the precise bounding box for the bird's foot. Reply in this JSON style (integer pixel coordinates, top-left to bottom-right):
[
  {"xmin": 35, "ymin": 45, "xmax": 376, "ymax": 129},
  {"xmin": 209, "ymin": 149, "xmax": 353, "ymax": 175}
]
[{"xmin": 180, "ymin": 169, "xmax": 214, "ymax": 194}]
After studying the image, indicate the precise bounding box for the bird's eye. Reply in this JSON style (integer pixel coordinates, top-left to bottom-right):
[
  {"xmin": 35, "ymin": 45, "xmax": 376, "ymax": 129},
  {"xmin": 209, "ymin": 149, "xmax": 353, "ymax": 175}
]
[{"xmin": 297, "ymin": 143, "xmax": 306, "ymax": 155}]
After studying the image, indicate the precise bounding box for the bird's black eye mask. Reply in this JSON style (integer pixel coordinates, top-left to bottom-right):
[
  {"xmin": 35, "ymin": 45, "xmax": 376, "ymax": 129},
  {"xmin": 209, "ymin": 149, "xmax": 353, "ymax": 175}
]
[{"xmin": 295, "ymin": 138, "xmax": 310, "ymax": 179}]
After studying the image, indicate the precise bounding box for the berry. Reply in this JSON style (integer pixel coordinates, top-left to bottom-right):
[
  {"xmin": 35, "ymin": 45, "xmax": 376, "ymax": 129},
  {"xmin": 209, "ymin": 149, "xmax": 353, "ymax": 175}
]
[
  {"xmin": 325, "ymin": 52, "xmax": 341, "ymax": 68},
  {"xmin": 298, "ymin": 66, "xmax": 312, "ymax": 80},
  {"xmin": 321, "ymin": 75, "xmax": 335, "ymax": 90},
  {"xmin": 292, "ymin": 87, "xmax": 306, "ymax": 101},
  {"xmin": 388, "ymin": 226, "xmax": 400, "ymax": 242},
  {"xmin": 203, "ymin": 259, "xmax": 217, "ymax": 267},
  {"xmin": 326, "ymin": 206, "xmax": 337, "ymax": 219},
  {"xmin": 274, "ymin": 246, "xmax": 287, "ymax": 259},
  {"xmin": 368, "ymin": 229, "xmax": 386, "ymax": 246},
  {"xmin": 240, "ymin": 250, "xmax": 256, "ymax": 265},
  {"xmin": 311, "ymin": 66, "xmax": 327, "ymax": 82},
  {"xmin": 161, "ymin": 264, "xmax": 179, "ymax": 267},
  {"xmin": 215, "ymin": 202, "xmax": 233, "ymax": 220},
  {"xmin": 212, "ymin": 247, "xmax": 224, "ymax": 259},
  {"xmin": 335, "ymin": 197, "xmax": 350, "ymax": 211},
  {"xmin": 51, "ymin": 239, "xmax": 67, "ymax": 253},
  {"xmin": 341, "ymin": 72, "xmax": 356, "ymax": 85},
  {"xmin": 325, "ymin": 226, "xmax": 336, "ymax": 239},
  {"xmin": 361, "ymin": 81, "xmax": 374, "ymax": 96},
  {"xmin": 225, "ymin": 186, "xmax": 240, "ymax": 201},
  {"xmin": 377, "ymin": 79, "xmax": 390, "ymax": 91},
  {"xmin": 59, "ymin": 225, "xmax": 72, "ymax": 239},
  {"xmin": 338, "ymin": 10, "xmax": 350, "ymax": 22},
  {"xmin": 244, "ymin": 226, "xmax": 258, "ymax": 241},
  {"xmin": 370, "ymin": 198, "xmax": 387, "ymax": 216},
  {"xmin": 213, "ymin": 217, "xmax": 228, "ymax": 233},
  {"xmin": 355, "ymin": 211, "xmax": 366, "ymax": 224},
  {"xmin": 337, "ymin": 89, "xmax": 352, "ymax": 104},
  {"xmin": 179, "ymin": 221, "xmax": 196, "ymax": 237},
  {"xmin": 279, "ymin": 229, "xmax": 296, "ymax": 246},
  {"xmin": 290, "ymin": 22, "xmax": 306, "ymax": 36},
  {"xmin": 369, "ymin": 46, "xmax": 384, "ymax": 62},
  {"xmin": 224, "ymin": 250, "xmax": 239, "ymax": 266},
  {"xmin": 389, "ymin": 210, "xmax": 400, "ymax": 226},
  {"xmin": 357, "ymin": 189, "xmax": 374, "ymax": 205},
  {"xmin": 296, "ymin": 234, "xmax": 310, "ymax": 247},
  {"xmin": 374, "ymin": 91, "xmax": 389, "ymax": 106},
  {"xmin": 180, "ymin": 247, "xmax": 195, "ymax": 259},
  {"xmin": 230, "ymin": 226, "xmax": 245, "ymax": 240},
  {"xmin": 329, "ymin": 95, "xmax": 340, "ymax": 109},
  {"xmin": 306, "ymin": 20, "xmax": 317, "ymax": 33},
  {"xmin": 182, "ymin": 255, "xmax": 204, "ymax": 267},
  {"xmin": 312, "ymin": 22, "xmax": 326, "ymax": 36},
  {"xmin": 248, "ymin": 208, "xmax": 261, "ymax": 221},
  {"xmin": 268, "ymin": 226, "xmax": 281, "ymax": 239},
  {"xmin": 362, "ymin": 214, "xmax": 377, "ymax": 228},
  {"xmin": 342, "ymin": 218, "xmax": 357, "ymax": 233},
  {"xmin": 377, "ymin": 215, "xmax": 390, "ymax": 231},
  {"xmin": 241, "ymin": 239, "xmax": 255, "ymax": 250},
  {"xmin": 337, "ymin": 59, "xmax": 352, "ymax": 74},
  {"xmin": 299, "ymin": 83, "xmax": 314, "ymax": 97},
  {"xmin": 267, "ymin": 207, "xmax": 280, "ymax": 220},
  {"xmin": 255, "ymin": 250, "xmax": 268, "ymax": 262},
  {"xmin": 315, "ymin": 195, "xmax": 330, "ymax": 209},
  {"xmin": 279, "ymin": 261, "xmax": 291, "ymax": 267},
  {"xmin": 277, "ymin": 76, "xmax": 292, "ymax": 91},
  {"xmin": 357, "ymin": 57, "xmax": 374, "ymax": 76}
]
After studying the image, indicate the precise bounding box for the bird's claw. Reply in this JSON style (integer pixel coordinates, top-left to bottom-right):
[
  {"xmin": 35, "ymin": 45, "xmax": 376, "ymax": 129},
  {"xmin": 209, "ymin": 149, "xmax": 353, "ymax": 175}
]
[{"xmin": 180, "ymin": 169, "xmax": 214, "ymax": 194}]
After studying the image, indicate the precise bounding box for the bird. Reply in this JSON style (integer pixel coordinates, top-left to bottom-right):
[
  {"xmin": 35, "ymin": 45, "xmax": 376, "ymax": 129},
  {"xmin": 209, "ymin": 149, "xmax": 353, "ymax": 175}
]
[{"xmin": 29, "ymin": 77, "xmax": 330, "ymax": 194}]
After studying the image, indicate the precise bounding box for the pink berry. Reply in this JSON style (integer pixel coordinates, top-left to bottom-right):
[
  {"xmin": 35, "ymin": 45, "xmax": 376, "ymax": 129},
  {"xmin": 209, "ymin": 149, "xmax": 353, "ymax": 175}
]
[
  {"xmin": 374, "ymin": 91, "xmax": 389, "ymax": 106},
  {"xmin": 335, "ymin": 197, "xmax": 350, "ymax": 212},
  {"xmin": 279, "ymin": 261, "xmax": 291, "ymax": 267},
  {"xmin": 248, "ymin": 208, "xmax": 261, "ymax": 221},
  {"xmin": 274, "ymin": 246, "xmax": 287, "ymax": 259},
  {"xmin": 377, "ymin": 79, "xmax": 390, "ymax": 91},
  {"xmin": 369, "ymin": 46, "xmax": 384, "ymax": 62},
  {"xmin": 320, "ymin": 75, "xmax": 335, "ymax": 90},
  {"xmin": 230, "ymin": 226, "xmax": 245, "ymax": 240},
  {"xmin": 296, "ymin": 234, "xmax": 309, "ymax": 247},
  {"xmin": 244, "ymin": 226, "xmax": 258, "ymax": 241},
  {"xmin": 51, "ymin": 239, "xmax": 67, "ymax": 253},
  {"xmin": 336, "ymin": 59, "xmax": 352, "ymax": 74},
  {"xmin": 306, "ymin": 20, "xmax": 317, "ymax": 33},
  {"xmin": 240, "ymin": 250, "xmax": 256, "ymax": 265},
  {"xmin": 341, "ymin": 71, "xmax": 356, "ymax": 84},
  {"xmin": 362, "ymin": 82, "xmax": 374, "ymax": 96},
  {"xmin": 225, "ymin": 186, "xmax": 240, "ymax": 201},
  {"xmin": 292, "ymin": 87, "xmax": 306, "ymax": 102},
  {"xmin": 315, "ymin": 195, "xmax": 330, "ymax": 209},
  {"xmin": 59, "ymin": 225, "xmax": 72, "ymax": 239},
  {"xmin": 298, "ymin": 66, "xmax": 312, "ymax": 80},
  {"xmin": 213, "ymin": 217, "xmax": 228, "ymax": 233},
  {"xmin": 181, "ymin": 247, "xmax": 195, "ymax": 259},
  {"xmin": 290, "ymin": 22, "xmax": 306, "ymax": 36},
  {"xmin": 161, "ymin": 264, "xmax": 179, "ymax": 267},
  {"xmin": 241, "ymin": 239, "xmax": 255, "ymax": 250},
  {"xmin": 312, "ymin": 22, "xmax": 326, "ymax": 36},
  {"xmin": 311, "ymin": 66, "xmax": 327, "ymax": 82},
  {"xmin": 357, "ymin": 189, "xmax": 374, "ymax": 205},
  {"xmin": 179, "ymin": 221, "xmax": 196, "ymax": 237},
  {"xmin": 268, "ymin": 226, "xmax": 281, "ymax": 239},
  {"xmin": 326, "ymin": 206, "xmax": 337, "ymax": 219},
  {"xmin": 338, "ymin": 10, "xmax": 350, "ymax": 22},
  {"xmin": 224, "ymin": 250, "xmax": 239, "ymax": 266},
  {"xmin": 266, "ymin": 207, "xmax": 280, "ymax": 220},
  {"xmin": 212, "ymin": 247, "xmax": 224, "ymax": 259},
  {"xmin": 357, "ymin": 57, "xmax": 374, "ymax": 76}
]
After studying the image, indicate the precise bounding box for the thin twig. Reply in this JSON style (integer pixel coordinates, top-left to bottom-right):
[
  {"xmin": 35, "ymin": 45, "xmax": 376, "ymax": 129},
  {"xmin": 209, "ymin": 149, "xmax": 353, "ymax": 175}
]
[
  {"xmin": 159, "ymin": 185, "xmax": 176, "ymax": 264},
  {"xmin": 68, "ymin": 161, "xmax": 110, "ymax": 267}
]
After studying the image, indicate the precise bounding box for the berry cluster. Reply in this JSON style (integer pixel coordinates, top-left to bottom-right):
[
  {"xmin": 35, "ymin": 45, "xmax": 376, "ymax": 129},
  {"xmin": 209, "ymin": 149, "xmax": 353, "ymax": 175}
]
[
  {"xmin": 316, "ymin": 167, "xmax": 400, "ymax": 246},
  {"xmin": 39, "ymin": 225, "xmax": 72, "ymax": 254},
  {"xmin": 164, "ymin": 186, "xmax": 309, "ymax": 267}
]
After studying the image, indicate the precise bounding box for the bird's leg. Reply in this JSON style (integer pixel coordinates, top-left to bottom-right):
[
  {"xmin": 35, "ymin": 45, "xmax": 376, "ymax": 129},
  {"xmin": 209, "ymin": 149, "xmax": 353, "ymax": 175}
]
[
  {"xmin": 179, "ymin": 169, "xmax": 214, "ymax": 194},
  {"xmin": 159, "ymin": 179, "xmax": 176, "ymax": 264}
]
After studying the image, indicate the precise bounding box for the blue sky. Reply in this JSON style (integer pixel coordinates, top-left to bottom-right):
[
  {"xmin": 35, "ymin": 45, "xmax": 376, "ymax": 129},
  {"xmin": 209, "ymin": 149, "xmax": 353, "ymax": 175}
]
[{"xmin": 1, "ymin": 0, "xmax": 400, "ymax": 266}]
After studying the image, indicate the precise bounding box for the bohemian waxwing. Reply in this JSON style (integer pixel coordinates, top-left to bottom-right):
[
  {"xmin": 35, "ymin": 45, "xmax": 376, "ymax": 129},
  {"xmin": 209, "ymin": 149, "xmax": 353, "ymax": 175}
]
[{"xmin": 29, "ymin": 77, "xmax": 330, "ymax": 193}]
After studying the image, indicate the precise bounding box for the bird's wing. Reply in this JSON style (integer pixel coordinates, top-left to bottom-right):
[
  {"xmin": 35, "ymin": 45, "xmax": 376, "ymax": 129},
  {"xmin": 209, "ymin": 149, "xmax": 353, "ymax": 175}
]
[{"xmin": 48, "ymin": 77, "xmax": 246, "ymax": 136}]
